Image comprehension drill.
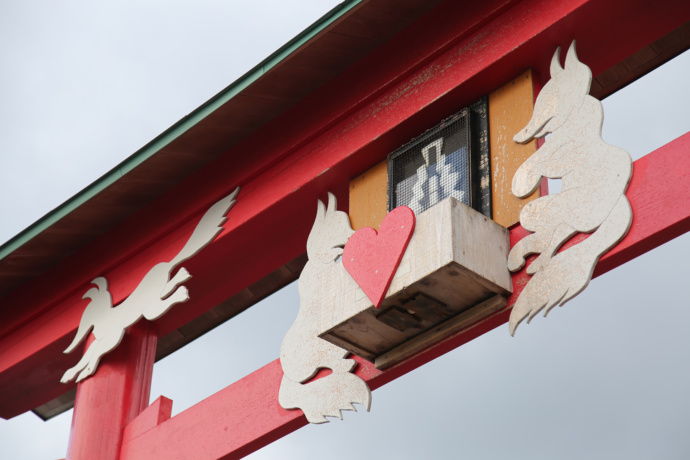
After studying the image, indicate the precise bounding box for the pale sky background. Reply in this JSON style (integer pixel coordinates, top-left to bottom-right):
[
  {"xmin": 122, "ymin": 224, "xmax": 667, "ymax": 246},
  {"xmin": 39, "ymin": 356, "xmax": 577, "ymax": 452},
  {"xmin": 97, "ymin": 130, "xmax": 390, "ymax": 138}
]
[{"xmin": 1, "ymin": 2, "xmax": 689, "ymax": 459}]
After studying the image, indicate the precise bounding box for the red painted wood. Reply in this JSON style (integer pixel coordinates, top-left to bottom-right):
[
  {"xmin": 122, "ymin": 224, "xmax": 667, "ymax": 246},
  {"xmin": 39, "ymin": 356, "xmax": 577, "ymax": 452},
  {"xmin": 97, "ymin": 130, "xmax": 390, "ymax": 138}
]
[
  {"xmin": 120, "ymin": 135, "xmax": 690, "ymax": 459},
  {"xmin": 122, "ymin": 396, "xmax": 173, "ymax": 445},
  {"xmin": 343, "ymin": 206, "xmax": 415, "ymax": 308},
  {"xmin": 519, "ymin": 130, "xmax": 690, "ymax": 279},
  {"xmin": 67, "ymin": 322, "xmax": 157, "ymax": 460},
  {"xmin": 2, "ymin": 0, "xmax": 690, "ymax": 419}
]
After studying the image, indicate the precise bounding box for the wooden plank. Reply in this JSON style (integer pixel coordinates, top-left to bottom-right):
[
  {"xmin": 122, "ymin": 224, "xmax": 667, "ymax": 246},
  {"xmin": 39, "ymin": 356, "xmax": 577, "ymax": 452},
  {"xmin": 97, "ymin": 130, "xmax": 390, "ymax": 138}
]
[
  {"xmin": 122, "ymin": 396, "xmax": 173, "ymax": 445},
  {"xmin": 120, "ymin": 131, "xmax": 690, "ymax": 460},
  {"xmin": 31, "ymin": 387, "xmax": 76, "ymax": 421},
  {"xmin": 489, "ymin": 69, "xmax": 538, "ymax": 228},
  {"xmin": 592, "ymin": 21, "xmax": 690, "ymax": 99},
  {"xmin": 348, "ymin": 160, "xmax": 388, "ymax": 231},
  {"xmin": 375, "ymin": 294, "xmax": 507, "ymax": 369}
]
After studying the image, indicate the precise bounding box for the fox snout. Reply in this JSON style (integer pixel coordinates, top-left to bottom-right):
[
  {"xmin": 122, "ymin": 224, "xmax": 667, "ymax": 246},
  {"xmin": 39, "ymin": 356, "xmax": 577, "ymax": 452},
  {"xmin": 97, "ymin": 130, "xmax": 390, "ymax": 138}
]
[
  {"xmin": 514, "ymin": 113, "xmax": 552, "ymax": 144},
  {"xmin": 514, "ymin": 126, "xmax": 533, "ymax": 144}
]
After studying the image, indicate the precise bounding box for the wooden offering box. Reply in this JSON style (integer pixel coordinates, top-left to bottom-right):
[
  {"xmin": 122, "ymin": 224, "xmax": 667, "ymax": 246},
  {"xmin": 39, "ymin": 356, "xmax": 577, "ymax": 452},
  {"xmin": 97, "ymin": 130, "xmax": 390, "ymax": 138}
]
[{"xmin": 318, "ymin": 198, "xmax": 512, "ymax": 369}]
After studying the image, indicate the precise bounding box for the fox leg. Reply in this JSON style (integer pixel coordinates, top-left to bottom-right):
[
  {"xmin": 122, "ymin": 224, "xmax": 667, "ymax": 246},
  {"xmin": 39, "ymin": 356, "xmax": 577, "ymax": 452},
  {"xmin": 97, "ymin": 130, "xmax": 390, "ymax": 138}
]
[
  {"xmin": 526, "ymin": 223, "xmax": 577, "ymax": 275},
  {"xmin": 61, "ymin": 356, "xmax": 87, "ymax": 383},
  {"xmin": 75, "ymin": 344, "xmax": 103, "ymax": 383},
  {"xmin": 161, "ymin": 267, "xmax": 191, "ymax": 298},
  {"xmin": 508, "ymin": 232, "xmax": 550, "ymax": 272},
  {"xmin": 508, "ymin": 195, "xmax": 555, "ymax": 271},
  {"xmin": 61, "ymin": 341, "xmax": 99, "ymax": 383},
  {"xmin": 74, "ymin": 327, "xmax": 128, "ymax": 382},
  {"xmin": 145, "ymin": 285, "xmax": 189, "ymax": 321},
  {"xmin": 165, "ymin": 285, "xmax": 189, "ymax": 305}
]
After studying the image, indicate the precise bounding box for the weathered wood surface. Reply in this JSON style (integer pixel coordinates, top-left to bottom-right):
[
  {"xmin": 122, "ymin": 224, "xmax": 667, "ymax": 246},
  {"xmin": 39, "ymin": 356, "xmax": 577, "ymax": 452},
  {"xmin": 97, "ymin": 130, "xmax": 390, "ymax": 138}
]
[
  {"xmin": 508, "ymin": 43, "xmax": 633, "ymax": 334},
  {"xmin": 278, "ymin": 193, "xmax": 370, "ymax": 424},
  {"xmin": 320, "ymin": 198, "xmax": 512, "ymax": 361},
  {"xmin": 489, "ymin": 70, "xmax": 539, "ymax": 228},
  {"xmin": 375, "ymin": 294, "xmax": 506, "ymax": 369},
  {"xmin": 349, "ymin": 161, "xmax": 388, "ymax": 231},
  {"xmin": 343, "ymin": 206, "xmax": 415, "ymax": 309}
]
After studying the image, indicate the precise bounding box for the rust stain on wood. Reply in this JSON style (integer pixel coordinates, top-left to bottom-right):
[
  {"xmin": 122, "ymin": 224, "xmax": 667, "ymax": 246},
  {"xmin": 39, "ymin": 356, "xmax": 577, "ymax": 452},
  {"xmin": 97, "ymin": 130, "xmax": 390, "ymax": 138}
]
[{"xmin": 489, "ymin": 69, "xmax": 538, "ymax": 228}]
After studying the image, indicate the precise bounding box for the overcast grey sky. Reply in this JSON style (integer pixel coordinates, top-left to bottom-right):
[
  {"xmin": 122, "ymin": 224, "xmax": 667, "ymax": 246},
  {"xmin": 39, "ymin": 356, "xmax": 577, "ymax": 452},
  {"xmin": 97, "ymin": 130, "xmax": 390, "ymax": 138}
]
[{"xmin": 1, "ymin": 2, "xmax": 689, "ymax": 459}]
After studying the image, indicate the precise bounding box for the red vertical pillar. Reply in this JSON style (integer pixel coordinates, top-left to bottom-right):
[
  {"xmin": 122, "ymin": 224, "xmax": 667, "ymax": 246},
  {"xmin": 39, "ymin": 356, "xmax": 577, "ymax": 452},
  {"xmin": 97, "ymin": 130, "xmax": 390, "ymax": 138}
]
[{"xmin": 66, "ymin": 321, "xmax": 157, "ymax": 460}]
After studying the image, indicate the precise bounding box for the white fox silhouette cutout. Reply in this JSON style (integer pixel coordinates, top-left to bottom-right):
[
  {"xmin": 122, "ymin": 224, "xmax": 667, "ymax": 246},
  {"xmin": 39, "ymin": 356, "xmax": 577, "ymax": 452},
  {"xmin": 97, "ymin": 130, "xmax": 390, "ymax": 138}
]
[
  {"xmin": 508, "ymin": 42, "xmax": 633, "ymax": 335},
  {"xmin": 279, "ymin": 193, "xmax": 372, "ymax": 423},
  {"xmin": 61, "ymin": 188, "xmax": 239, "ymax": 383}
]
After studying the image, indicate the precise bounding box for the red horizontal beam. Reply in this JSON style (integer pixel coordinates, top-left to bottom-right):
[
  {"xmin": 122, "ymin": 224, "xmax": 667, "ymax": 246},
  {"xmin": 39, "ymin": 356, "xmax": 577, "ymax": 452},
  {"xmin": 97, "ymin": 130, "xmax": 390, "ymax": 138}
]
[
  {"xmin": 1, "ymin": 0, "xmax": 689, "ymax": 419},
  {"xmin": 120, "ymin": 133, "xmax": 690, "ymax": 459},
  {"xmin": 0, "ymin": 0, "xmax": 519, "ymax": 341}
]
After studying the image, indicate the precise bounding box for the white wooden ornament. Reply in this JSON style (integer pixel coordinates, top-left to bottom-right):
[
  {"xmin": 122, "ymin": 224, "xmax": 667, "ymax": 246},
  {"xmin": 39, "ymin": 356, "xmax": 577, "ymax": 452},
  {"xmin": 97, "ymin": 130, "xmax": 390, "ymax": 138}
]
[
  {"xmin": 61, "ymin": 187, "xmax": 240, "ymax": 383},
  {"xmin": 279, "ymin": 193, "xmax": 372, "ymax": 424},
  {"xmin": 508, "ymin": 42, "xmax": 633, "ymax": 335}
]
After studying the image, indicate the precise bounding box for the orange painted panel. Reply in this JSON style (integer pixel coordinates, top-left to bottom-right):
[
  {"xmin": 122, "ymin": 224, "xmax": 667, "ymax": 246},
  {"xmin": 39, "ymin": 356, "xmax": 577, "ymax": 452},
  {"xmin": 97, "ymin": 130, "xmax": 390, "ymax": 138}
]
[
  {"xmin": 349, "ymin": 160, "xmax": 388, "ymax": 231},
  {"xmin": 489, "ymin": 69, "xmax": 538, "ymax": 228}
]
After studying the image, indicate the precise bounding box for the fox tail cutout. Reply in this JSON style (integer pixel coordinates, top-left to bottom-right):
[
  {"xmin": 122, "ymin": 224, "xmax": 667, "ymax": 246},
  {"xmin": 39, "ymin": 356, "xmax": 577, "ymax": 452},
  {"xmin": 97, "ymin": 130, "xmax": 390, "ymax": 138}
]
[
  {"xmin": 510, "ymin": 197, "xmax": 632, "ymax": 335},
  {"xmin": 278, "ymin": 372, "xmax": 372, "ymax": 424}
]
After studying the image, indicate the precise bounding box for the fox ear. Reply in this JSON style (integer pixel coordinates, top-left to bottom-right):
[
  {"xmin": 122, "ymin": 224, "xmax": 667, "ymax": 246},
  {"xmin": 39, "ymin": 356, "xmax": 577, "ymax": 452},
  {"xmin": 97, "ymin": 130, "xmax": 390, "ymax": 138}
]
[
  {"xmin": 550, "ymin": 46, "xmax": 563, "ymax": 78},
  {"xmin": 91, "ymin": 277, "xmax": 108, "ymax": 292},
  {"xmin": 564, "ymin": 40, "xmax": 592, "ymax": 92},
  {"xmin": 315, "ymin": 198, "xmax": 326, "ymax": 222},
  {"xmin": 326, "ymin": 192, "xmax": 337, "ymax": 216},
  {"xmin": 564, "ymin": 40, "xmax": 581, "ymax": 70}
]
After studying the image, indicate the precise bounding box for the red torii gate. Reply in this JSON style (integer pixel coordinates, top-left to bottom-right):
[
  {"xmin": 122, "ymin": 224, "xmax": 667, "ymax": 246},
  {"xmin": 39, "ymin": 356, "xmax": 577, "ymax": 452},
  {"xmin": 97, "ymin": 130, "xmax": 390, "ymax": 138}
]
[{"xmin": 0, "ymin": 0, "xmax": 688, "ymax": 459}]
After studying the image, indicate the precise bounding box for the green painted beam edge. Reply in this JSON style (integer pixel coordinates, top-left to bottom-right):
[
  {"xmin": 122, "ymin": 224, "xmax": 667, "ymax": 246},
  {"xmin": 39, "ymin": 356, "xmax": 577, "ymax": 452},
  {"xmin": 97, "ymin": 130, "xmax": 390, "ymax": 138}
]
[{"xmin": 0, "ymin": 0, "xmax": 363, "ymax": 262}]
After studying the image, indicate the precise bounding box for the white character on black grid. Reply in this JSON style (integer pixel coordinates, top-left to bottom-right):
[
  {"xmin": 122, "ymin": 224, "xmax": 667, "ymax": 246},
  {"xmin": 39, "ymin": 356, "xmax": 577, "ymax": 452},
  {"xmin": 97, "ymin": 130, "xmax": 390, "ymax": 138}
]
[{"xmin": 404, "ymin": 138, "xmax": 467, "ymax": 214}]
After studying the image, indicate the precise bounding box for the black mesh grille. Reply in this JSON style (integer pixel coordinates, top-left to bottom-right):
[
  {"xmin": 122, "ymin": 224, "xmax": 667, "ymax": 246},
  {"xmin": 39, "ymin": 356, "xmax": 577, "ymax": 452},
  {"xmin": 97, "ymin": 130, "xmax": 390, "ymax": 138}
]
[{"xmin": 388, "ymin": 109, "xmax": 471, "ymax": 215}]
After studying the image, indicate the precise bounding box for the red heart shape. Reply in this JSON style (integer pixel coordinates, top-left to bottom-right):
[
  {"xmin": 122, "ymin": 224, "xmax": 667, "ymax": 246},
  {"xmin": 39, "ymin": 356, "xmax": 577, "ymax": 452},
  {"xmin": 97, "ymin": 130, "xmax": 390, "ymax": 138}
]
[{"xmin": 343, "ymin": 206, "xmax": 415, "ymax": 308}]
